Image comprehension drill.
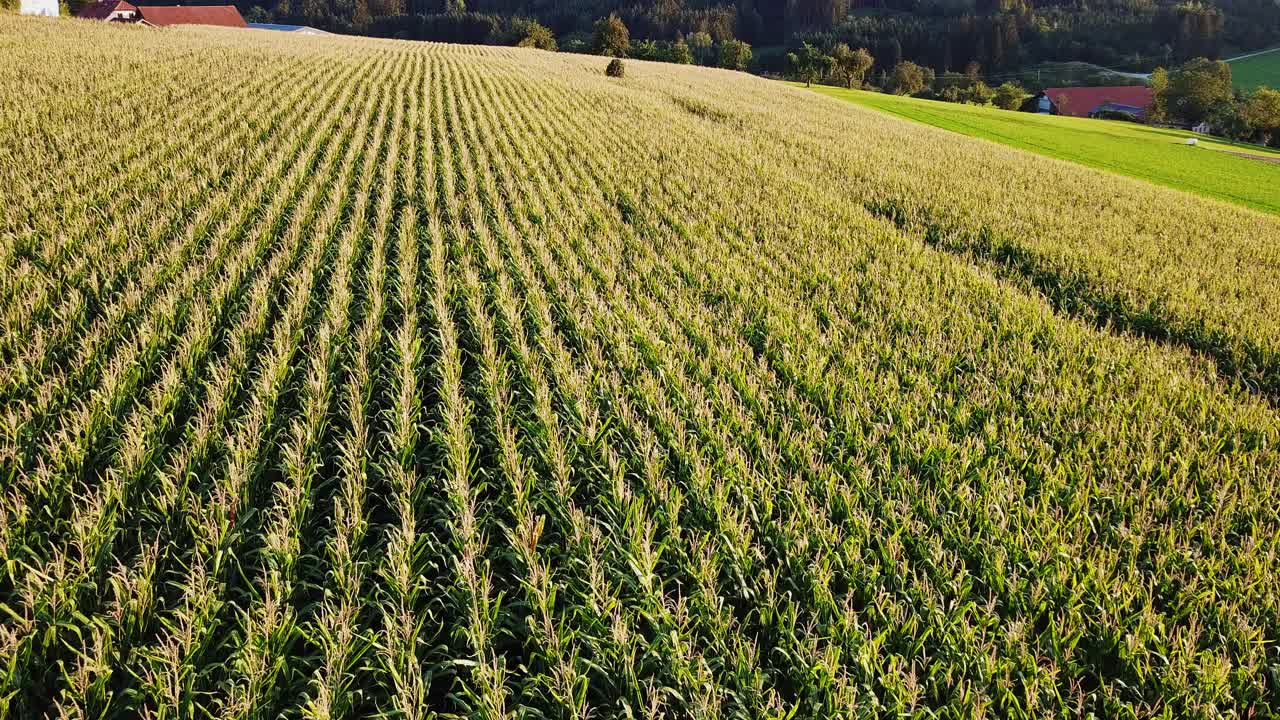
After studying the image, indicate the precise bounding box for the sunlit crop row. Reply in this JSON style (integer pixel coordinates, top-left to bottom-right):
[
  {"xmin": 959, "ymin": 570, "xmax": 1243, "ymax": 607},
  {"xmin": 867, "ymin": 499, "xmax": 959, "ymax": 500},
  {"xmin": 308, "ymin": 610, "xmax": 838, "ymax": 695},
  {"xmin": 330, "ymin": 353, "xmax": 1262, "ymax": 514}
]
[{"xmin": 1, "ymin": 15, "xmax": 1278, "ymax": 719}]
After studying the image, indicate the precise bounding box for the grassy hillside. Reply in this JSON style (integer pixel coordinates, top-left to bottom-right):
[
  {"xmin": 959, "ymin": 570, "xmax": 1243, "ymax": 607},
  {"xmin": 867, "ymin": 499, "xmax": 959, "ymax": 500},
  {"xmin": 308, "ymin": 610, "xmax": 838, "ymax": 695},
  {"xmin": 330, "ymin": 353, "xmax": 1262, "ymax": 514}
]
[
  {"xmin": 1229, "ymin": 47, "xmax": 1280, "ymax": 91},
  {"xmin": 805, "ymin": 83, "xmax": 1280, "ymax": 214},
  {"xmin": 4, "ymin": 16, "xmax": 1280, "ymax": 719}
]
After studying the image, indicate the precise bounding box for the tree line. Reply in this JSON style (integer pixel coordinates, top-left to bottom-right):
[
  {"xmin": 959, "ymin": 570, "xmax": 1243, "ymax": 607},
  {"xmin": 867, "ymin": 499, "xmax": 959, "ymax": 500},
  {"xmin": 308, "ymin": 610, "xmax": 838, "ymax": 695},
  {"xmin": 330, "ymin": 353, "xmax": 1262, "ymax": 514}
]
[
  {"xmin": 789, "ymin": 41, "xmax": 1034, "ymax": 108},
  {"xmin": 791, "ymin": 41, "xmax": 1280, "ymax": 148},
  {"xmin": 220, "ymin": 0, "xmax": 1277, "ymax": 79},
  {"xmin": 1150, "ymin": 59, "xmax": 1280, "ymax": 146}
]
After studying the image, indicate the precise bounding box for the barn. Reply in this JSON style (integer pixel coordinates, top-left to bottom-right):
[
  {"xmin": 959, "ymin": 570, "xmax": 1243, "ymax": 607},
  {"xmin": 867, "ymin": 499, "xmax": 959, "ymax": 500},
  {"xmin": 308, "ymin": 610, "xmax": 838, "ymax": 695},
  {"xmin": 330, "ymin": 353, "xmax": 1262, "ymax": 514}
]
[
  {"xmin": 136, "ymin": 5, "xmax": 247, "ymax": 27},
  {"xmin": 1036, "ymin": 86, "xmax": 1154, "ymax": 119}
]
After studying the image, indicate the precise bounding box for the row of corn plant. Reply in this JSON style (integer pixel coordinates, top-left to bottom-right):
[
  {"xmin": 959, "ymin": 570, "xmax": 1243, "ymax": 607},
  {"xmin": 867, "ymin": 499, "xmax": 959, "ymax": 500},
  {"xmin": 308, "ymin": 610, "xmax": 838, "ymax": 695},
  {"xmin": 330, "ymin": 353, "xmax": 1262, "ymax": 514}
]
[{"xmin": 4, "ymin": 17, "xmax": 1280, "ymax": 720}]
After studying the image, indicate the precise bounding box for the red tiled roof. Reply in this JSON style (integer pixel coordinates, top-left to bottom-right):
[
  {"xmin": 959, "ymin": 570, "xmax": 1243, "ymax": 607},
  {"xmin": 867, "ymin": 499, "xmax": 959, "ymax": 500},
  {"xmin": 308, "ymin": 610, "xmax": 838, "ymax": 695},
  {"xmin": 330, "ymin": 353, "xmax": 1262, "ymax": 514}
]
[
  {"xmin": 77, "ymin": 0, "xmax": 138, "ymax": 20},
  {"xmin": 137, "ymin": 5, "xmax": 247, "ymax": 27},
  {"xmin": 1044, "ymin": 86, "xmax": 1153, "ymax": 118}
]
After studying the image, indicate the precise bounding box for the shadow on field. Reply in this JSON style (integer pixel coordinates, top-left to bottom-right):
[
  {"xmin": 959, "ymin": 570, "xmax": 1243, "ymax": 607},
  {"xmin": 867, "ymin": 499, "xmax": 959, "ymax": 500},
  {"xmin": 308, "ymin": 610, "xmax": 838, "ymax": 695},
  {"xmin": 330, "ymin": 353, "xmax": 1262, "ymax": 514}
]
[{"xmin": 862, "ymin": 198, "xmax": 1280, "ymax": 405}]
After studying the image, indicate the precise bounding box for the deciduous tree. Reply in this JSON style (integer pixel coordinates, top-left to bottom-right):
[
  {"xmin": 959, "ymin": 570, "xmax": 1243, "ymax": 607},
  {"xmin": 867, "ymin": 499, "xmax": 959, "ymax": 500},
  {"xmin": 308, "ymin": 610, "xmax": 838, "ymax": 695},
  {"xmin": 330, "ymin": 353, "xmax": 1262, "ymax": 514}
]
[
  {"xmin": 1241, "ymin": 87, "xmax": 1280, "ymax": 145},
  {"xmin": 831, "ymin": 44, "xmax": 874, "ymax": 89},
  {"xmin": 992, "ymin": 81, "xmax": 1027, "ymax": 110},
  {"xmin": 688, "ymin": 31, "xmax": 713, "ymax": 64},
  {"xmin": 1163, "ymin": 57, "xmax": 1233, "ymax": 123},
  {"xmin": 669, "ymin": 38, "xmax": 694, "ymax": 64},
  {"xmin": 788, "ymin": 42, "xmax": 831, "ymax": 87},
  {"xmin": 593, "ymin": 14, "xmax": 630, "ymax": 57},
  {"xmin": 719, "ymin": 39, "xmax": 752, "ymax": 71},
  {"xmin": 512, "ymin": 18, "xmax": 556, "ymax": 50},
  {"xmin": 889, "ymin": 61, "xmax": 934, "ymax": 96},
  {"xmin": 963, "ymin": 80, "xmax": 995, "ymax": 105},
  {"xmin": 1148, "ymin": 67, "xmax": 1171, "ymax": 122}
]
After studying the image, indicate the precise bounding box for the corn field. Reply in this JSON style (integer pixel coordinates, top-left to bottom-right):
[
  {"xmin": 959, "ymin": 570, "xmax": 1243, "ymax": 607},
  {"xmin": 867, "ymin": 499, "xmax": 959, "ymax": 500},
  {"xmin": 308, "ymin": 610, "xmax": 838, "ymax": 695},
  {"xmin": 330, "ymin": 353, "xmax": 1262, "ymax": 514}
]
[{"xmin": 2, "ymin": 15, "xmax": 1280, "ymax": 720}]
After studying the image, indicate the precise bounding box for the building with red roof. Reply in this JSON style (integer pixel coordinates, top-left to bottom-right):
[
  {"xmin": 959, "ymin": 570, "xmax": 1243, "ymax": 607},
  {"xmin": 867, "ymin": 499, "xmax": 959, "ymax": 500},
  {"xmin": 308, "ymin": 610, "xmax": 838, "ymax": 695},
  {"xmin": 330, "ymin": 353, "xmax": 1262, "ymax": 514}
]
[
  {"xmin": 77, "ymin": 2, "xmax": 246, "ymax": 27},
  {"xmin": 1039, "ymin": 86, "xmax": 1154, "ymax": 119},
  {"xmin": 76, "ymin": 0, "xmax": 140, "ymax": 21},
  {"xmin": 136, "ymin": 5, "xmax": 247, "ymax": 28}
]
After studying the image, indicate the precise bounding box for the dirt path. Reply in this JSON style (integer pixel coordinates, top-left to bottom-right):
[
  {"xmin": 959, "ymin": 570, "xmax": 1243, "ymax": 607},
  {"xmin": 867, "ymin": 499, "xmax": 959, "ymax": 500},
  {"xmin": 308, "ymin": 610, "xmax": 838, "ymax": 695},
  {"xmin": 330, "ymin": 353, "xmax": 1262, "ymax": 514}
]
[
  {"xmin": 1220, "ymin": 149, "xmax": 1280, "ymax": 165},
  {"xmin": 1225, "ymin": 46, "xmax": 1280, "ymax": 62}
]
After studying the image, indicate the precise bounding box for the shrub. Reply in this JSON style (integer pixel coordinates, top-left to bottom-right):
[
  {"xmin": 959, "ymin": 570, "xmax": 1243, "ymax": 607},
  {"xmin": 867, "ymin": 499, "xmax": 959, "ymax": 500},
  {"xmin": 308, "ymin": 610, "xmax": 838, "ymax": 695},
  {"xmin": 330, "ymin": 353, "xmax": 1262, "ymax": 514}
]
[
  {"xmin": 719, "ymin": 39, "xmax": 752, "ymax": 71},
  {"xmin": 606, "ymin": 58, "xmax": 626, "ymax": 78},
  {"xmin": 558, "ymin": 32, "xmax": 591, "ymax": 54},
  {"xmin": 630, "ymin": 39, "xmax": 662, "ymax": 61},
  {"xmin": 508, "ymin": 17, "xmax": 556, "ymax": 51},
  {"xmin": 963, "ymin": 80, "xmax": 995, "ymax": 105},
  {"xmin": 669, "ymin": 38, "xmax": 694, "ymax": 65},
  {"xmin": 992, "ymin": 81, "xmax": 1028, "ymax": 110}
]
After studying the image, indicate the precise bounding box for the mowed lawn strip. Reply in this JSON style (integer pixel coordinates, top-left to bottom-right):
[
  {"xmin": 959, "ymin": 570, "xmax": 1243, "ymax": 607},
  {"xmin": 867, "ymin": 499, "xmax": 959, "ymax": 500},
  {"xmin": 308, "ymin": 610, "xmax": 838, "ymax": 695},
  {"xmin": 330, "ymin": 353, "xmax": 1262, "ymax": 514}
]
[
  {"xmin": 1228, "ymin": 47, "xmax": 1280, "ymax": 91},
  {"xmin": 803, "ymin": 83, "xmax": 1280, "ymax": 214}
]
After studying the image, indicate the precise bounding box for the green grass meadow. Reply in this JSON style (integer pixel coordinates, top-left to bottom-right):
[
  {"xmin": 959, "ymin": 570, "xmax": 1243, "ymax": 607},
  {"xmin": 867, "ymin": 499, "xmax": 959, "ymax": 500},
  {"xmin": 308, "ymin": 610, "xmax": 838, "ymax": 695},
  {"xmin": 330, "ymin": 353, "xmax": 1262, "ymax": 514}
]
[
  {"xmin": 1229, "ymin": 48, "xmax": 1280, "ymax": 91},
  {"xmin": 803, "ymin": 83, "xmax": 1280, "ymax": 214}
]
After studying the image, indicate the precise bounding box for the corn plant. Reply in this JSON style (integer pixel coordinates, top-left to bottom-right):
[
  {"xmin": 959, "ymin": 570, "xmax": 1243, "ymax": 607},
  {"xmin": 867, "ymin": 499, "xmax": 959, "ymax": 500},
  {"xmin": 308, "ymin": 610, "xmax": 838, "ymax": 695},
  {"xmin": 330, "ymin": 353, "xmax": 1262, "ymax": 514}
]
[{"xmin": 3, "ymin": 15, "xmax": 1280, "ymax": 720}]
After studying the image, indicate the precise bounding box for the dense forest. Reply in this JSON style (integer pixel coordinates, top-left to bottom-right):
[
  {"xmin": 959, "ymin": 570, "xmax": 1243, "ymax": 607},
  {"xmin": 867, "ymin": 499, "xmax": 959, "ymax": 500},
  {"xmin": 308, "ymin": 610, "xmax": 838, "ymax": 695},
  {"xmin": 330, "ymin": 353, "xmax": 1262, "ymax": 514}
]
[{"xmin": 155, "ymin": 0, "xmax": 1278, "ymax": 76}]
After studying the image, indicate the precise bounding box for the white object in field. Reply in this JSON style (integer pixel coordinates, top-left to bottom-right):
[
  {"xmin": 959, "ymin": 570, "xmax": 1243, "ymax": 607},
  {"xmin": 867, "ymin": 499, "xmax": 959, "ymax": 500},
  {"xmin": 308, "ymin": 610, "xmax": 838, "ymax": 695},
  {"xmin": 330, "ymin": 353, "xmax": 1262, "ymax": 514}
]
[
  {"xmin": 1185, "ymin": 137, "xmax": 1198, "ymax": 146},
  {"xmin": 20, "ymin": 0, "xmax": 59, "ymax": 15}
]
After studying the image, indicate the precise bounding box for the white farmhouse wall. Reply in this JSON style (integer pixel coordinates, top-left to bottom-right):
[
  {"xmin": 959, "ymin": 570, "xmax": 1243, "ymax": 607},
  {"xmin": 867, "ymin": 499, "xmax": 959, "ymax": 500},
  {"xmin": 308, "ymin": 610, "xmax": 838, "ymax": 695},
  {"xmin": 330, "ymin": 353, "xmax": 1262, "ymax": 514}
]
[{"xmin": 20, "ymin": 0, "xmax": 60, "ymax": 15}]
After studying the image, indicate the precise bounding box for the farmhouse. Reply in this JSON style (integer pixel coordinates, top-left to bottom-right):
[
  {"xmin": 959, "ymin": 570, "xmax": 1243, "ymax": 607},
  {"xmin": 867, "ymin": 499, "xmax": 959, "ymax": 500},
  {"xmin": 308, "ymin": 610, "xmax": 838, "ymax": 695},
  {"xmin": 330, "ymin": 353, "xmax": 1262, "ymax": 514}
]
[
  {"xmin": 76, "ymin": 0, "xmax": 139, "ymax": 21},
  {"xmin": 77, "ymin": 3, "xmax": 247, "ymax": 27},
  {"xmin": 19, "ymin": 0, "xmax": 59, "ymax": 16},
  {"xmin": 1035, "ymin": 86, "xmax": 1154, "ymax": 119}
]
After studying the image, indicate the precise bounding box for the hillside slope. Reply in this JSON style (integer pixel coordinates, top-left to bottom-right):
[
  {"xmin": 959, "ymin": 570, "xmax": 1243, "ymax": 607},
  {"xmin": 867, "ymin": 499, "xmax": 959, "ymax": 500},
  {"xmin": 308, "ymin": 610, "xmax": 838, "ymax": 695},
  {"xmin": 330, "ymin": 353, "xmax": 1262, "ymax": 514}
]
[
  {"xmin": 806, "ymin": 83, "xmax": 1280, "ymax": 214},
  {"xmin": 2, "ymin": 16, "xmax": 1280, "ymax": 718},
  {"xmin": 1229, "ymin": 46, "xmax": 1280, "ymax": 91}
]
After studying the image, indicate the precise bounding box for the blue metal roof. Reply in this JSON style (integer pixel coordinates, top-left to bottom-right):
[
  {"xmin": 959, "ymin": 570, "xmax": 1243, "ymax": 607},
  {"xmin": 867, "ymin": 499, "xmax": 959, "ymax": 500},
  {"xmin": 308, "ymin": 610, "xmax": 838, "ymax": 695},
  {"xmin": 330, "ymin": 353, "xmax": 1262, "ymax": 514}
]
[
  {"xmin": 248, "ymin": 22, "xmax": 330, "ymax": 33},
  {"xmin": 1091, "ymin": 101, "xmax": 1147, "ymax": 116}
]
